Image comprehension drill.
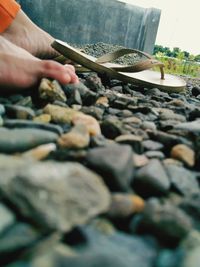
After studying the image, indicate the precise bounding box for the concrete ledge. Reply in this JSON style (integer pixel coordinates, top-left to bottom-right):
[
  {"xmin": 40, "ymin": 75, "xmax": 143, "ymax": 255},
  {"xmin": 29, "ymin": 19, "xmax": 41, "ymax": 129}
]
[{"xmin": 18, "ymin": 0, "xmax": 161, "ymax": 54}]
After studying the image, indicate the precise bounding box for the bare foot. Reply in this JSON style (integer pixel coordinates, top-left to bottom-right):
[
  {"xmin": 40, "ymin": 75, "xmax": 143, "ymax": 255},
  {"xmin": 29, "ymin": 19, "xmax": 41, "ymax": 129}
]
[
  {"xmin": 1, "ymin": 10, "xmax": 57, "ymax": 59},
  {"xmin": 0, "ymin": 36, "xmax": 79, "ymax": 91}
]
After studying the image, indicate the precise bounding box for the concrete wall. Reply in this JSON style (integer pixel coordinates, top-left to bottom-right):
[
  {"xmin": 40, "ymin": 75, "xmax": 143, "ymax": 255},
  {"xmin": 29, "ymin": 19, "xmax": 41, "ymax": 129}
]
[{"xmin": 18, "ymin": 0, "xmax": 161, "ymax": 54}]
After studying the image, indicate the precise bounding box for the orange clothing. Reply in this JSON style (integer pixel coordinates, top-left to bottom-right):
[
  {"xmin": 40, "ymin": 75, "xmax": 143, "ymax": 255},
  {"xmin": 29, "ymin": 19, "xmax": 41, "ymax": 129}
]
[{"xmin": 0, "ymin": 0, "xmax": 20, "ymax": 33}]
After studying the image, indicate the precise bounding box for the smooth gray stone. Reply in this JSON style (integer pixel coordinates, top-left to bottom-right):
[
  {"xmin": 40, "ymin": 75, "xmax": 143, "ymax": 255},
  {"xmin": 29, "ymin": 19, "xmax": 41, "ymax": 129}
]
[
  {"xmin": 134, "ymin": 159, "xmax": 170, "ymax": 197},
  {"xmin": 86, "ymin": 144, "xmax": 134, "ymax": 191},
  {"xmin": 0, "ymin": 160, "xmax": 110, "ymax": 232},
  {"xmin": 0, "ymin": 127, "xmax": 58, "ymax": 153},
  {"xmin": 142, "ymin": 140, "xmax": 164, "ymax": 151},
  {"xmin": 0, "ymin": 204, "xmax": 15, "ymax": 235},
  {"xmin": 165, "ymin": 165, "xmax": 200, "ymax": 197},
  {"xmin": 3, "ymin": 119, "xmax": 63, "ymax": 135},
  {"xmin": 174, "ymin": 120, "xmax": 200, "ymax": 133}
]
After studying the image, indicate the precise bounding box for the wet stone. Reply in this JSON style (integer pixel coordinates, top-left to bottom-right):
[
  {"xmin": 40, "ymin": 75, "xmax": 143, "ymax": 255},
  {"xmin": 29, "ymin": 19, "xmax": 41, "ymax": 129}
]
[{"xmin": 86, "ymin": 144, "xmax": 134, "ymax": 192}]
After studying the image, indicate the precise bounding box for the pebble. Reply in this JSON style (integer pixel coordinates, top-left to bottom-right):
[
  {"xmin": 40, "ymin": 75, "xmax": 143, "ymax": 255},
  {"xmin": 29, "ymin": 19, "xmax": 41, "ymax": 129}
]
[
  {"xmin": 0, "ymin": 127, "xmax": 58, "ymax": 153},
  {"xmin": 39, "ymin": 78, "xmax": 66, "ymax": 102},
  {"xmin": 33, "ymin": 114, "xmax": 51, "ymax": 123},
  {"xmin": 108, "ymin": 193, "xmax": 145, "ymax": 218},
  {"xmin": 22, "ymin": 143, "xmax": 57, "ymax": 160},
  {"xmin": 72, "ymin": 112, "xmax": 101, "ymax": 136},
  {"xmin": 58, "ymin": 124, "xmax": 90, "ymax": 149},
  {"xmin": 0, "ymin": 104, "xmax": 5, "ymax": 116},
  {"xmin": 4, "ymin": 104, "xmax": 35, "ymax": 120},
  {"xmin": 133, "ymin": 159, "xmax": 170, "ymax": 197},
  {"xmin": 86, "ymin": 144, "xmax": 134, "ymax": 191},
  {"xmin": 115, "ymin": 134, "xmax": 143, "ymax": 154},
  {"xmin": 131, "ymin": 198, "xmax": 192, "ymax": 245},
  {"xmin": 171, "ymin": 144, "xmax": 195, "ymax": 167}
]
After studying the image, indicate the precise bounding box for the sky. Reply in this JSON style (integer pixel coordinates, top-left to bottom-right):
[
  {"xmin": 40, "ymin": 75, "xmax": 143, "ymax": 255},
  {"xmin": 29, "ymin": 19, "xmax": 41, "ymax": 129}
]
[{"xmin": 117, "ymin": 0, "xmax": 200, "ymax": 55}]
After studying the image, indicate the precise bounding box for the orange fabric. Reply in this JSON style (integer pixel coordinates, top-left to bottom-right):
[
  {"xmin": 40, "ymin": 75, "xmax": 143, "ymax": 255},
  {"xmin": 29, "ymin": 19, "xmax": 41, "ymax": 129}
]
[{"xmin": 0, "ymin": 0, "xmax": 20, "ymax": 33}]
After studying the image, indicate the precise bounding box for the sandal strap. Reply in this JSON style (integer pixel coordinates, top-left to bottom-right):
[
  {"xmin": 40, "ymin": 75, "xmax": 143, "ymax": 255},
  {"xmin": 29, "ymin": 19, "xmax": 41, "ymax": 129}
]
[{"xmin": 96, "ymin": 48, "xmax": 165, "ymax": 80}]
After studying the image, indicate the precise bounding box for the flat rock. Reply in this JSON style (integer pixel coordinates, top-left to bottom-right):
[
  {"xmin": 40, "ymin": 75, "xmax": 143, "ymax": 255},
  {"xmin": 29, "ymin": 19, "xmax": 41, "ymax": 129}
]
[{"xmin": 0, "ymin": 159, "xmax": 110, "ymax": 232}]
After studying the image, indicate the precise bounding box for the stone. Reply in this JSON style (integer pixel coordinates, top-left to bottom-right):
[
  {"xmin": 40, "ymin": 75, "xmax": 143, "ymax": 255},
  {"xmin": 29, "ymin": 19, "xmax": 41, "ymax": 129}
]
[
  {"xmin": 164, "ymin": 164, "xmax": 199, "ymax": 197},
  {"xmin": 171, "ymin": 144, "xmax": 195, "ymax": 167},
  {"xmin": 108, "ymin": 193, "xmax": 145, "ymax": 218},
  {"xmin": 43, "ymin": 104, "xmax": 79, "ymax": 124},
  {"xmin": 81, "ymin": 106, "xmax": 104, "ymax": 120},
  {"xmin": 115, "ymin": 134, "xmax": 143, "ymax": 154},
  {"xmin": 3, "ymin": 119, "xmax": 63, "ymax": 135},
  {"xmin": 141, "ymin": 121, "xmax": 157, "ymax": 131},
  {"xmin": 15, "ymin": 96, "xmax": 33, "ymax": 107},
  {"xmin": 192, "ymin": 86, "xmax": 200, "ymax": 97},
  {"xmin": 66, "ymin": 223, "xmax": 158, "ymax": 267},
  {"xmin": 72, "ymin": 113, "xmax": 101, "ymax": 136},
  {"xmin": 0, "ymin": 104, "xmax": 5, "ymax": 116},
  {"xmin": 96, "ymin": 96, "xmax": 109, "ymax": 107},
  {"xmin": 5, "ymin": 104, "xmax": 35, "ymax": 120},
  {"xmin": 0, "ymin": 128, "xmax": 58, "ymax": 153},
  {"xmin": 174, "ymin": 120, "xmax": 200, "ymax": 133},
  {"xmin": 0, "ymin": 160, "xmax": 110, "ymax": 232},
  {"xmin": 131, "ymin": 199, "xmax": 192, "ymax": 245},
  {"xmin": 101, "ymin": 118, "xmax": 124, "ymax": 139},
  {"xmin": 39, "ymin": 78, "xmax": 66, "ymax": 102},
  {"xmin": 22, "ymin": 143, "xmax": 57, "ymax": 160},
  {"xmin": 142, "ymin": 140, "xmax": 164, "ymax": 151},
  {"xmin": 145, "ymin": 150, "xmax": 165, "ymax": 159},
  {"xmin": 86, "ymin": 144, "xmax": 134, "ymax": 191},
  {"xmin": 133, "ymin": 159, "xmax": 170, "ymax": 197},
  {"xmin": 0, "ymin": 204, "xmax": 15, "ymax": 235},
  {"xmin": 0, "ymin": 222, "xmax": 42, "ymax": 256},
  {"xmin": 33, "ymin": 114, "xmax": 51, "ymax": 123},
  {"xmin": 67, "ymin": 88, "xmax": 82, "ymax": 106},
  {"xmin": 133, "ymin": 153, "xmax": 149, "ymax": 167},
  {"xmin": 57, "ymin": 124, "xmax": 90, "ymax": 149},
  {"xmin": 84, "ymin": 73, "xmax": 105, "ymax": 92}
]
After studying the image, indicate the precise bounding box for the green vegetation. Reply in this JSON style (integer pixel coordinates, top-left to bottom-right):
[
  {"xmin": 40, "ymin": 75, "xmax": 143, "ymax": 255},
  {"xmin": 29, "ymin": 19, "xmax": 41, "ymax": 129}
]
[{"xmin": 153, "ymin": 45, "xmax": 200, "ymax": 77}]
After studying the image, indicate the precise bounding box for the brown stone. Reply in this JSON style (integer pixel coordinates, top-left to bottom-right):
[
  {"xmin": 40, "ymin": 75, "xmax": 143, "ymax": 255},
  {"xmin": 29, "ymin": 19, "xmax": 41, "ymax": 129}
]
[
  {"xmin": 58, "ymin": 124, "xmax": 90, "ymax": 149},
  {"xmin": 171, "ymin": 144, "xmax": 195, "ymax": 167},
  {"xmin": 72, "ymin": 113, "xmax": 101, "ymax": 136},
  {"xmin": 22, "ymin": 143, "xmax": 56, "ymax": 160},
  {"xmin": 33, "ymin": 114, "xmax": 51, "ymax": 123}
]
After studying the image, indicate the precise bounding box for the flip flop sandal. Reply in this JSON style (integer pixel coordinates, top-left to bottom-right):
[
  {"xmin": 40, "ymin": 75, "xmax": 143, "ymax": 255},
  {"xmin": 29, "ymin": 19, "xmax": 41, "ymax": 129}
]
[{"xmin": 52, "ymin": 40, "xmax": 186, "ymax": 93}]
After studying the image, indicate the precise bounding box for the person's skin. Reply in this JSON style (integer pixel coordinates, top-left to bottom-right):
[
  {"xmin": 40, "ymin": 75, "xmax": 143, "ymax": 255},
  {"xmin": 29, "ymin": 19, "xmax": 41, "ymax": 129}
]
[
  {"xmin": 0, "ymin": 36, "xmax": 79, "ymax": 91},
  {"xmin": 1, "ymin": 9, "xmax": 57, "ymax": 59}
]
